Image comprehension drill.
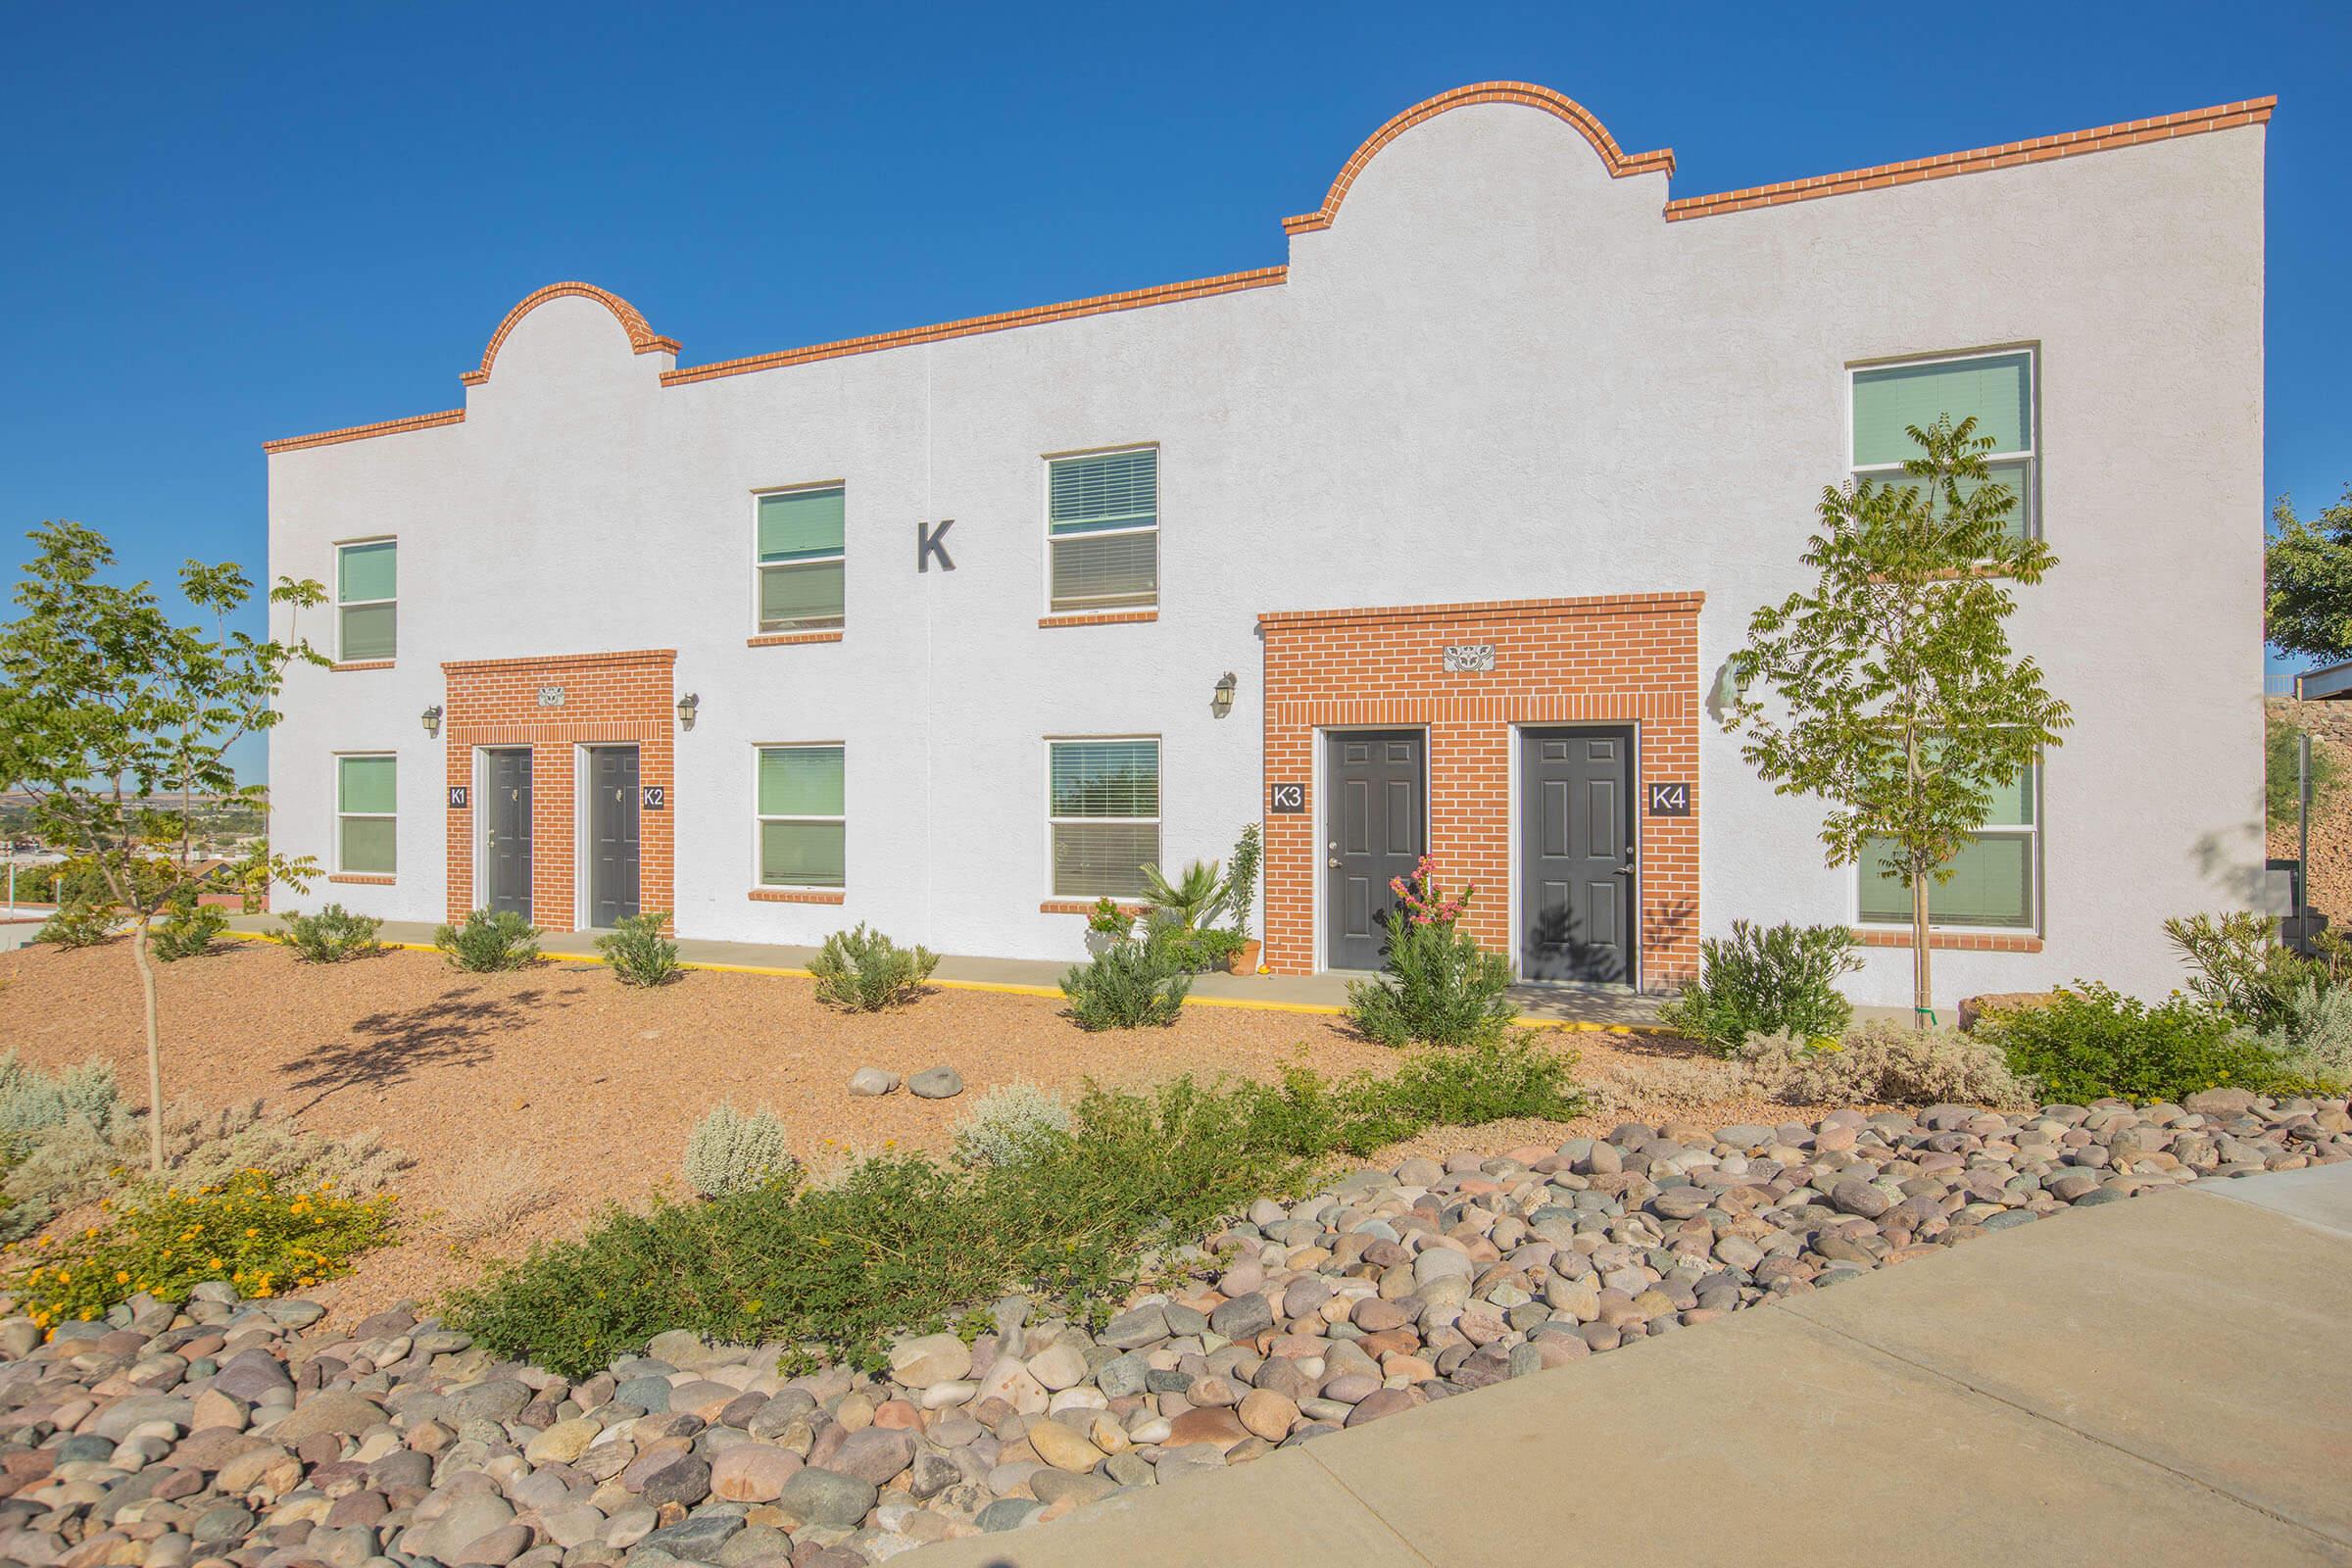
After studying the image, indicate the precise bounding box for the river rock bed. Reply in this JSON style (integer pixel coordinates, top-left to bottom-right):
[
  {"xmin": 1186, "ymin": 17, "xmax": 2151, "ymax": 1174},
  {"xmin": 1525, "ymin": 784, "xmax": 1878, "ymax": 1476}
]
[{"xmin": 1, "ymin": 1089, "xmax": 2344, "ymax": 1568}]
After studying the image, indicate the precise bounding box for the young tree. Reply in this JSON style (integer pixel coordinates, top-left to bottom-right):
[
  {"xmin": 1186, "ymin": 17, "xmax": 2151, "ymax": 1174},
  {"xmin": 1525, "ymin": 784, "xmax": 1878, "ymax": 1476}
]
[
  {"xmin": 0, "ymin": 522, "xmax": 327, "ymax": 1171},
  {"xmin": 2266, "ymin": 484, "xmax": 2352, "ymax": 664},
  {"xmin": 1723, "ymin": 417, "xmax": 2072, "ymax": 1022}
]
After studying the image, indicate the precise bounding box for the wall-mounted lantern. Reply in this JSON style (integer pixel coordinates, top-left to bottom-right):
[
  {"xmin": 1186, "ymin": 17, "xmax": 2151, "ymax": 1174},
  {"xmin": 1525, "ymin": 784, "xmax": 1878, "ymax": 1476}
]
[
  {"xmin": 1211, "ymin": 671, "xmax": 1238, "ymax": 718},
  {"xmin": 420, "ymin": 705, "xmax": 443, "ymax": 738},
  {"xmin": 676, "ymin": 692, "xmax": 701, "ymax": 731}
]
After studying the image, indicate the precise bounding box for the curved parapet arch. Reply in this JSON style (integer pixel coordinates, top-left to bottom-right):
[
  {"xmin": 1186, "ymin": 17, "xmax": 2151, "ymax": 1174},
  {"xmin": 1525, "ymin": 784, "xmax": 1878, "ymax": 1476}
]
[
  {"xmin": 1282, "ymin": 81, "xmax": 1675, "ymax": 236},
  {"xmin": 459, "ymin": 282, "xmax": 680, "ymax": 388}
]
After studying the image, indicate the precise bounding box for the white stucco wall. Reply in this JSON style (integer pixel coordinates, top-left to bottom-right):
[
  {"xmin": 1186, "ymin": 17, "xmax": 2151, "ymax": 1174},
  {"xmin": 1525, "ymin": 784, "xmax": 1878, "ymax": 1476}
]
[{"xmin": 267, "ymin": 95, "xmax": 2268, "ymax": 1006}]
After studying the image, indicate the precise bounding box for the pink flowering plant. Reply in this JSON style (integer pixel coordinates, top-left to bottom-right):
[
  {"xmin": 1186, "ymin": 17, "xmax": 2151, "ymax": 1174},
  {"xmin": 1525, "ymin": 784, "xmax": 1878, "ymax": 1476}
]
[{"xmin": 1348, "ymin": 855, "xmax": 1517, "ymax": 1049}]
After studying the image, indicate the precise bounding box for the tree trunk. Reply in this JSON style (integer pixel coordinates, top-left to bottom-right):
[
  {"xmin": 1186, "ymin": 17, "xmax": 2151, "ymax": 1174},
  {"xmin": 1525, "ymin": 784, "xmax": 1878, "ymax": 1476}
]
[
  {"xmin": 130, "ymin": 919, "xmax": 165, "ymax": 1174},
  {"xmin": 1910, "ymin": 864, "xmax": 1934, "ymax": 1029}
]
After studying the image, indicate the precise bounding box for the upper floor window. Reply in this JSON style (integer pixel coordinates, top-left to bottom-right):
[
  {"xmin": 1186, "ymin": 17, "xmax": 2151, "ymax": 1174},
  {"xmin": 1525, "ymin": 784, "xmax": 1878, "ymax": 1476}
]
[
  {"xmin": 1048, "ymin": 738, "xmax": 1159, "ymax": 898},
  {"xmin": 337, "ymin": 540, "xmax": 397, "ymax": 662},
  {"xmin": 1858, "ymin": 760, "xmax": 2039, "ymax": 931},
  {"xmin": 1047, "ymin": 448, "xmax": 1157, "ymax": 612},
  {"xmin": 758, "ymin": 744, "xmax": 846, "ymax": 888},
  {"xmin": 336, "ymin": 753, "xmax": 397, "ymax": 875},
  {"xmin": 757, "ymin": 485, "xmax": 846, "ymax": 633},
  {"xmin": 1851, "ymin": 349, "xmax": 2035, "ymax": 538}
]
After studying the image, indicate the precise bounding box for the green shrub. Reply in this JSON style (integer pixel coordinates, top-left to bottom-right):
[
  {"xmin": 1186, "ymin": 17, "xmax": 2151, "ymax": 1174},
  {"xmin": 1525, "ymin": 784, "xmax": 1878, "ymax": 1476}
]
[
  {"xmin": 682, "ymin": 1104, "xmax": 797, "ymax": 1198},
  {"xmin": 34, "ymin": 903, "xmax": 119, "ymax": 950},
  {"xmin": 1741, "ymin": 1021, "xmax": 2033, "ymax": 1107},
  {"xmin": 597, "ymin": 910, "xmax": 682, "ymax": 987},
  {"xmin": 2266, "ymin": 711, "xmax": 2342, "ymax": 828},
  {"xmin": 434, "ymin": 908, "xmax": 541, "ymax": 972},
  {"xmin": 1658, "ymin": 920, "xmax": 1860, "ymax": 1055},
  {"xmin": 1146, "ymin": 923, "xmax": 1249, "ymax": 974},
  {"xmin": 1060, "ymin": 940, "xmax": 1191, "ymax": 1030},
  {"xmin": 1086, "ymin": 898, "xmax": 1132, "ymax": 938},
  {"xmin": 1344, "ymin": 867, "xmax": 1516, "ymax": 1051},
  {"xmin": 1223, "ymin": 823, "xmax": 1262, "ymax": 939},
  {"xmin": 1141, "ymin": 858, "xmax": 1226, "ymax": 932},
  {"xmin": 952, "ymin": 1083, "xmax": 1073, "ymax": 1167},
  {"xmin": 807, "ymin": 924, "xmax": 938, "ymax": 1011},
  {"xmin": 277, "ymin": 903, "xmax": 383, "ymax": 963},
  {"xmin": 2265, "ymin": 978, "xmax": 2352, "ymax": 1089},
  {"xmin": 1979, "ymin": 981, "xmax": 2307, "ymax": 1104},
  {"xmin": 1378, "ymin": 1033, "xmax": 1584, "ymax": 1126},
  {"xmin": 150, "ymin": 903, "xmax": 228, "ymax": 962},
  {"xmin": 11, "ymin": 1170, "xmax": 396, "ymax": 1331},
  {"xmin": 0, "ymin": 1054, "xmax": 122, "ymax": 1165},
  {"xmin": 2164, "ymin": 910, "xmax": 2312, "ymax": 1034}
]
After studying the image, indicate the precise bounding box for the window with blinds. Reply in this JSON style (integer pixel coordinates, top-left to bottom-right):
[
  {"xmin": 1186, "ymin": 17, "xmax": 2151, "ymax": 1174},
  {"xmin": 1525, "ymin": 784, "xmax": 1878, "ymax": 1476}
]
[
  {"xmin": 757, "ymin": 486, "xmax": 846, "ymax": 632},
  {"xmin": 1047, "ymin": 449, "xmax": 1157, "ymax": 612},
  {"xmin": 337, "ymin": 541, "xmax": 397, "ymax": 662},
  {"xmin": 1857, "ymin": 760, "xmax": 2039, "ymax": 930},
  {"xmin": 1048, "ymin": 738, "xmax": 1159, "ymax": 898},
  {"xmin": 1851, "ymin": 350, "xmax": 2036, "ymax": 539},
  {"xmin": 758, "ymin": 744, "xmax": 846, "ymax": 887},
  {"xmin": 336, "ymin": 754, "xmax": 397, "ymax": 875}
]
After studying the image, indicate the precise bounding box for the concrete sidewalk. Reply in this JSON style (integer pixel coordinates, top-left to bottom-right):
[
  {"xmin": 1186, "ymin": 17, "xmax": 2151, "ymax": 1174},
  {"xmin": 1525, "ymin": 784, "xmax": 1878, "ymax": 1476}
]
[
  {"xmin": 220, "ymin": 915, "xmax": 1666, "ymax": 1030},
  {"xmin": 908, "ymin": 1165, "xmax": 2352, "ymax": 1567}
]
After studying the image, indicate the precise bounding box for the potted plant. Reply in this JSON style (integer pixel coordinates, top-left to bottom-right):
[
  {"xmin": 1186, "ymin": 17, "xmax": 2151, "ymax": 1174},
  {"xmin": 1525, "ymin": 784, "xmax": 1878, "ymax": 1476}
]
[
  {"xmin": 1084, "ymin": 896, "xmax": 1131, "ymax": 956},
  {"xmin": 1223, "ymin": 822, "xmax": 1263, "ymax": 974}
]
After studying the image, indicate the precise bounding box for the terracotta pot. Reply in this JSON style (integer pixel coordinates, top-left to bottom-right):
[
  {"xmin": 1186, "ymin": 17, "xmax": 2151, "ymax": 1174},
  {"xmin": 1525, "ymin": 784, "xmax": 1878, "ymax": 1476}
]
[{"xmin": 1227, "ymin": 939, "xmax": 1263, "ymax": 974}]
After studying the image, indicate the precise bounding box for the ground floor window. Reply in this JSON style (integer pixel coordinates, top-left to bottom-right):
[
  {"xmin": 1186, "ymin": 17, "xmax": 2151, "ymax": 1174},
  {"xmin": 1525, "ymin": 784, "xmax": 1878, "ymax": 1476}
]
[
  {"xmin": 1048, "ymin": 737, "xmax": 1158, "ymax": 898},
  {"xmin": 758, "ymin": 744, "xmax": 845, "ymax": 887},
  {"xmin": 336, "ymin": 754, "xmax": 397, "ymax": 874},
  {"xmin": 1858, "ymin": 762, "xmax": 2038, "ymax": 929}
]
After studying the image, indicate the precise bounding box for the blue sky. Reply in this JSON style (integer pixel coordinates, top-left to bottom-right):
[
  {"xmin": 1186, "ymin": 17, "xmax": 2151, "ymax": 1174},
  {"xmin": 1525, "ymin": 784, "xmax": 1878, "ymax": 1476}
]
[{"xmin": 4, "ymin": 1, "xmax": 2345, "ymax": 778}]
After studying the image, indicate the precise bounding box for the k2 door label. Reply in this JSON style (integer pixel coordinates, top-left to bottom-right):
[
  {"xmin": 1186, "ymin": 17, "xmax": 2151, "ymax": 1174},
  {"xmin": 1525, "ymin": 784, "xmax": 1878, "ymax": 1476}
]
[{"xmin": 640, "ymin": 786, "xmax": 667, "ymax": 810}]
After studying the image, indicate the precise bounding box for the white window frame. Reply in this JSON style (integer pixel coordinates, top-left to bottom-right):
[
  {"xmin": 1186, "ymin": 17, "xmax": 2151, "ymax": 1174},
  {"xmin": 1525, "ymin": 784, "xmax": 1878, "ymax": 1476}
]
[
  {"xmin": 1042, "ymin": 443, "xmax": 1160, "ymax": 616},
  {"xmin": 751, "ymin": 482, "xmax": 847, "ymax": 635},
  {"xmin": 1044, "ymin": 735, "xmax": 1162, "ymax": 900},
  {"xmin": 1854, "ymin": 759, "xmax": 2042, "ymax": 935},
  {"xmin": 333, "ymin": 751, "xmax": 397, "ymax": 876},
  {"xmin": 754, "ymin": 742, "xmax": 847, "ymax": 890},
  {"xmin": 1846, "ymin": 345, "xmax": 2038, "ymax": 541},
  {"xmin": 334, "ymin": 536, "xmax": 397, "ymax": 662}
]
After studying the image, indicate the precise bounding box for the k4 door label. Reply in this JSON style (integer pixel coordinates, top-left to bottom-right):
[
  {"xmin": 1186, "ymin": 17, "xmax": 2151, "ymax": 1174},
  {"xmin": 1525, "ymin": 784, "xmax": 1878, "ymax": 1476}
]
[{"xmin": 1646, "ymin": 782, "xmax": 1690, "ymax": 816}]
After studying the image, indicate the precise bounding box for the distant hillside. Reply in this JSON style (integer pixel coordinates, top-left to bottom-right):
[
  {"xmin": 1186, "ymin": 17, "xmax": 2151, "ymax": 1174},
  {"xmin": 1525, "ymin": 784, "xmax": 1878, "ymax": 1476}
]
[{"xmin": 2268, "ymin": 698, "xmax": 2352, "ymax": 926}]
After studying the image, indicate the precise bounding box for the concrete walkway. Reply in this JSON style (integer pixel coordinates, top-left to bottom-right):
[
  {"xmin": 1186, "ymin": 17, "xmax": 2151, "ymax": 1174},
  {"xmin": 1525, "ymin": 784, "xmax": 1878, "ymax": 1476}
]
[
  {"xmin": 908, "ymin": 1164, "xmax": 2352, "ymax": 1567},
  {"xmin": 220, "ymin": 915, "xmax": 1666, "ymax": 1030}
]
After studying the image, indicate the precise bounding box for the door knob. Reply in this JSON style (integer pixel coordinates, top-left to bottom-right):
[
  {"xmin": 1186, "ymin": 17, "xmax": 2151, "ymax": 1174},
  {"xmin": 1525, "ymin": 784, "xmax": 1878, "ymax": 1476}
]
[
  {"xmin": 1613, "ymin": 864, "xmax": 1635, "ymax": 876},
  {"xmin": 1328, "ymin": 858, "xmax": 1342, "ymax": 867}
]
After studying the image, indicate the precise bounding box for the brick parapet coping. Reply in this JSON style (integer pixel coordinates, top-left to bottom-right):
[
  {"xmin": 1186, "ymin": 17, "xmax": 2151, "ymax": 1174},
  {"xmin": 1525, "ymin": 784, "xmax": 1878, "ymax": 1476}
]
[{"xmin": 263, "ymin": 91, "xmax": 2271, "ymax": 454}]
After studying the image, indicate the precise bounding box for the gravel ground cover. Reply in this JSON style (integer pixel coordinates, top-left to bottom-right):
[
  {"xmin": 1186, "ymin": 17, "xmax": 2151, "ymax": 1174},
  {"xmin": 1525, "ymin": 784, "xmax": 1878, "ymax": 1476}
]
[
  {"xmin": 0, "ymin": 940, "xmax": 1803, "ymax": 1317},
  {"xmin": 0, "ymin": 1090, "xmax": 2341, "ymax": 1568}
]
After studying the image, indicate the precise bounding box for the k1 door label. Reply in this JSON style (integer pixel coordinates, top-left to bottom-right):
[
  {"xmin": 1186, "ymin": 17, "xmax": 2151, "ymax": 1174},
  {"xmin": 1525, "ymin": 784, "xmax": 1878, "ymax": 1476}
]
[
  {"xmin": 447, "ymin": 786, "xmax": 468, "ymax": 809},
  {"xmin": 1269, "ymin": 783, "xmax": 1306, "ymax": 814},
  {"xmin": 1646, "ymin": 781, "xmax": 1690, "ymax": 816}
]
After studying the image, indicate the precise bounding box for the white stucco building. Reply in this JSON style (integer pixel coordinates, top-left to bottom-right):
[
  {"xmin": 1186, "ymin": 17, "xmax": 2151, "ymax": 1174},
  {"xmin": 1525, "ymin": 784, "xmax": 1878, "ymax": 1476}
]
[{"xmin": 265, "ymin": 81, "xmax": 2273, "ymax": 1006}]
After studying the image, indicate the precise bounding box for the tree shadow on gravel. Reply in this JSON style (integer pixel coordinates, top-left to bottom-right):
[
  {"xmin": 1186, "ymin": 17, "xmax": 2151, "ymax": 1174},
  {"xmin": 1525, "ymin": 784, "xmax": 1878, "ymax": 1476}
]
[{"xmin": 278, "ymin": 987, "xmax": 563, "ymax": 1111}]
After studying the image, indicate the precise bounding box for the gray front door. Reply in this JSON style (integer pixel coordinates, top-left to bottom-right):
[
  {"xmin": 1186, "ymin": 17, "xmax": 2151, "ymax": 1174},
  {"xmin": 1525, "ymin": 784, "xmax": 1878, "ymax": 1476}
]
[
  {"xmin": 1520, "ymin": 726, "xmax": 1635, "ymax": 983},
  {"xmin": 485, "ymin": 749, "xmax": 532, "ymax": 920},
  {"xmin": 588, "ymin": 746, "xmax": 641, "ymax": 928},
  {"xmin": 1324, "ymin": 729, "xmax": 1425, "ymax": 971}
]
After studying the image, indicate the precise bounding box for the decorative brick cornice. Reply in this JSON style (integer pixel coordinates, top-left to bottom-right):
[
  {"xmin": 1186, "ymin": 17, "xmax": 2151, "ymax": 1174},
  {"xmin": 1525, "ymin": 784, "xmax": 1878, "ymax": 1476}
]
[
  {"xmin": 460, "ymin": 282, "xmax": 679, "ymax": 387},
  {"xmin": 440, "ymin": 648, "xmax": 676, "ymax": 674},
  {"xmin": 660, "ymin": 269, "xmax": 1286, "ymax": 388},
  {"xmin": 262, "ymin": 409, "xmax": 464, "ymax": 456},
  {"xmin": 1259, "ymin": 592, "xmax": 1703, "ymax": 629},
  {"xmin": 1282, "ymin": 81, "xmax": 1675, "ymax": 236},
  {"xmin": 1853, "ymin": 928, "xmax": 2044, "ymax": 954},
  {"xmin": 1038, "ymin": 611, "xmax": 1158, "ymax": 629},
  {"xmin": 1666, "ymin": 97, "xmax": 2276, "ymax": 222}
]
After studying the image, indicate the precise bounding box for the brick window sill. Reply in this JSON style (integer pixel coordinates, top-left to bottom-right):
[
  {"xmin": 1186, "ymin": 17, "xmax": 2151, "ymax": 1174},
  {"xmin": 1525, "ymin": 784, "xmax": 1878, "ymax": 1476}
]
[
  {"xmin": 1852, "ymin": 928, "xmax": 2042, "ymax": 954},
  {"xmin": 1040, "ymin": 900, "xmax": 1148, "ymax": 916},
  {"xmin": 330, "ymin": 660, "xmax": 396, "ymax": 672},
  {"xmin": 328, "ymin": 873, "xmax": 397, "ymax": 886},
  {"xmin": 1038, "ymin": 611, "xmax": 1157, "ymax": 629},
  {"xmin": 750, "ymin": 888, "xmax": 847, "ymax": 904},
  {"xmin": 747, "ymin": 630, "xmax": 845, "ymax": 648}
]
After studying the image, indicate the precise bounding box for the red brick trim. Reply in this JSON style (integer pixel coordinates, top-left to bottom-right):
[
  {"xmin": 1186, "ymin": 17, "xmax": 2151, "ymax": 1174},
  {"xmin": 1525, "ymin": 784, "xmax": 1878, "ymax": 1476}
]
[
  {"xmin": 263, "ymin": 410, "xmax": 464, "ymax": 456},
  {"xmin": 1853, "ymin": 928, "xmax": 2044, "ymax": 954},
  {"xmin": 328, "ymin": 660, "xmax": 397, "ymax": 673},
  {"xmin": 326, "ymin": 873, "xmax": 396, "ymax": 886},
  {"xmin": 460, "ymin": 282, "xmax": 679, "ymax": 387},
  {"xmin": 661, "ymin": 269, "xmax": 1286, "ymax": 388},
  {"xmin": 1666, "ymin": 97, "xmax": 2276, "ymax": 222},
  {"xmin": 1038, "ymin": 611, "xmax": 1158, "ymax": 629},
  {"xmin": 1040, "ymin": 900, "xmax": 1146, "ymax": 916},
  {"xmin": 749, "ymin": 888, "xmax": 848, "ymax": 905},
  {"xmin": 1259, "ymin": 593, "xmax": 1703, "ymax": 629},
  {"xmin": 442, "ymin": 648, "xmax": 676, "ymax": 673},
  {"xmin": 747, "ymin": 630, "xmax": 846, "ymax": 648},
  {"xmin": 1284, "ymin": 82, "xmax": 1674, "ymax": 236}
]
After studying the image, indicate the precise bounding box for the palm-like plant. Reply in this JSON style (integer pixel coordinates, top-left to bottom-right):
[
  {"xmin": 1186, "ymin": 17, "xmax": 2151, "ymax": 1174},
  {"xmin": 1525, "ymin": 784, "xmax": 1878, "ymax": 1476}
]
[{"xmin": 1141, "ymin": 858, "xmax": 1225, "ymax": 932}]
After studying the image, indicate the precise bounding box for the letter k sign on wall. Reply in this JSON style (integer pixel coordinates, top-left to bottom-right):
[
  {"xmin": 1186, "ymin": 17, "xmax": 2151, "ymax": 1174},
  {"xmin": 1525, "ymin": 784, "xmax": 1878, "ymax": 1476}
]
[{"xmin": 918, "ymin": 518, "xmax": 956, "ymax": 572}]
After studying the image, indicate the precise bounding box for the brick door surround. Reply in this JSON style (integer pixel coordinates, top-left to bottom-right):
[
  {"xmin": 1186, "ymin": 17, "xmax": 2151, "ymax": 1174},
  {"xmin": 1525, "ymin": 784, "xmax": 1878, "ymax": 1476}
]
[
  {"xmin": 1257, "ymin": 595, "xmax": 1701, "ymax": 988},
  {"xmin": 440, "ymin": 649, "xmax": 675, "ymax": 931}
]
